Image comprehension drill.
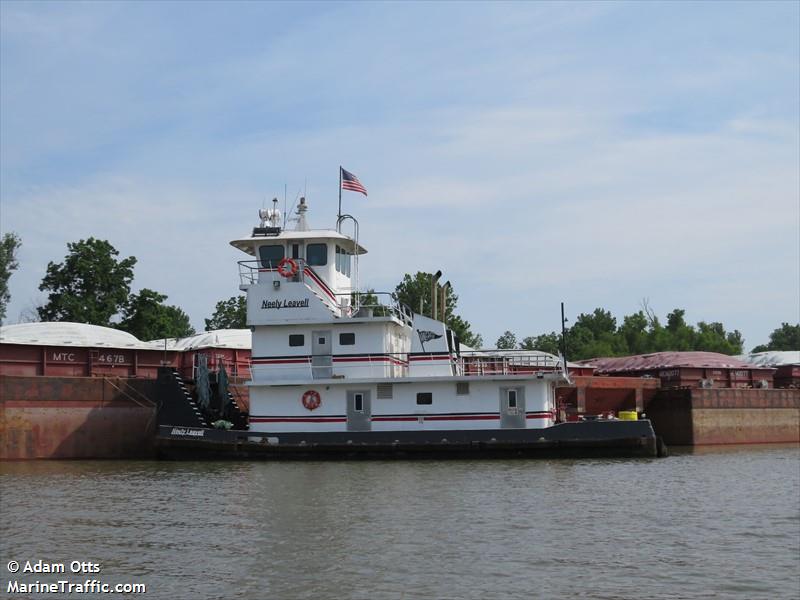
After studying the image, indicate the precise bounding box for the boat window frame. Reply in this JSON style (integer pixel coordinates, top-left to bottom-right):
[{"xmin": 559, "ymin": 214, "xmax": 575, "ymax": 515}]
[
  {"xmin": 289, "ymin": 334, "xmax": 305, "ymax": 347},
  {"xmin": 306, "ymin": 243, "xmax": 328, "ymax": 267},
  {"xmin": 259, "ymin": 244, "xmax": 285, "ymax": 269},
  {"xmin": 354, "ymin": 392, "xmax": 364, "ymax": 412},
  {"xmin": 507, "ymin": 389, "xmax": 517, "ymax": 409},
  {"xmin": 339, "ymin": 333, "xmax": 355, "ymax": 346},
  {"xmin": 416, "ymin": 392, "xmax": 433, "ymax": 405}
]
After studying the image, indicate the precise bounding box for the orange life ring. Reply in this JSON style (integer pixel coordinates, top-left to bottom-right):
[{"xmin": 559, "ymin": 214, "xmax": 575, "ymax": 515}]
[
  {"xmin": 277, "ymin": 258, "xmax": 298, "ymax": 278},
  {"xmin": 301, "ymin": 390, "xmax": 321, "ymax": 411}
]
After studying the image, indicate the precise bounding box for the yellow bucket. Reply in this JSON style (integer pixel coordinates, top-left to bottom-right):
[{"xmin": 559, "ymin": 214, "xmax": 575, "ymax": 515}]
[{"xmin": 619, "ymin": 411, "xmax": 638, "ymax": 421}]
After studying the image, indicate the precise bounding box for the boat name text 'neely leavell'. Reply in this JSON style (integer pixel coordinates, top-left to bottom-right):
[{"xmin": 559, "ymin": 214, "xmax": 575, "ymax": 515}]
[{"xmin": 261, "ymin": 299, "xmax": 310, "ymax": 310}]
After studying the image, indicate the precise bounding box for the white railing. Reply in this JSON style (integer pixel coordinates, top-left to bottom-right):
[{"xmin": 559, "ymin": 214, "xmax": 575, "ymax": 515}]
[
  {"xmin": 250, "ymin": 350, "xmax": 563, "ymax": 379},
  {"xmin": 458, "ymin": 351, "xmax": 562, "ymax": 376}
]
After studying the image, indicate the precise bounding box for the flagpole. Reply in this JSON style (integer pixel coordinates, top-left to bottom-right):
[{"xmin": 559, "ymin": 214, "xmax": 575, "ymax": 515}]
[{"xmin": 337, "ymin": 166, "xmax": 342, "ymax": 228}]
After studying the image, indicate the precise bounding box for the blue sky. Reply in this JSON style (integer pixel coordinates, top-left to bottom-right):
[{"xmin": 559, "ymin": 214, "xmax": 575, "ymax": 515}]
[{"xmin": 1, "ymin": 1, "xmax": 798, "ymax": 349}]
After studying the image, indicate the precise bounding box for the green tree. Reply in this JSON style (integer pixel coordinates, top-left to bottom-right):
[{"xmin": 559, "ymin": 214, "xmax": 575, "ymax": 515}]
[
  {"xmin": 0, "ymin": 232, "xmax": 21, "ymax": 324},
  {"xmin": 394, "ymin": 272, "xmax": 482, "ymax": 348},
  {"xmin": 520, "ymin": 305, "xmax": 746, "ymax": 360},
  {"xmin": 564, "ymin": 308, "xmax": 624, "ymax": 359},
  {"xmin": 38, "ymin": 238, "xmax": 136, "ymax": 325},
  {"xmin": 618, "ymin": 311, "xmax": 649, "ymax": 355},
  {"xmin": 665, "ymin": 309, "xmax": 695, "ymax": 351},
  {"xmin": 495, "ymin": 330, "xmax": 517, "ymax": 349},
  {"xmin": 118, "ymin": 289, "xmax": 195, "ymax": 340},
  {"xmin": 694, "ymin": 321, "xmax": 743, "ymax": 355},
  {"xmin": 751, "ymin": 323, "xmax": 800, "ymax": 352},
  {"xmin": 520, "ymin": 332, "xmax": 561, "ymax": 355},
  {"xmin": 205, "ymin": 295, "xmax": 247, "ymax": 330},
  {"xmin": 353, "ymin": 289, "xmax": 390, "ymax": 316}
]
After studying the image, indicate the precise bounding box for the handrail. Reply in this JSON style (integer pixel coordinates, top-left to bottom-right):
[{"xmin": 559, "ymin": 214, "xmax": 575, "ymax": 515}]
[
  {"xmin": 103, "ymin": 378, "xmax": 156, "ymax": 409},
  {"xmin": 249, "ymin": 350, "xmax": 564, "ymax": 378},
  {"xmin": 103, "ymin": 378, "xmax": 158, "ymax": 434}
]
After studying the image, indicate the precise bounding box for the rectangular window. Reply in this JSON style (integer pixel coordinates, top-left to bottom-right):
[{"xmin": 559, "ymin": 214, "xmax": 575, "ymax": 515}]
[
  {"xmin": 456, "ymin": 382, "xmax": 470, "ymax": 395},
  {"xmin": 416, "ymin": 392, "xmax": 433, "ymax": 405},
  {"xmin": 289, "ymin": 334, "xmax": 304, "ymax": 347},
  {"xmin": 259, "ymin": 245, "xmax": 284, "ymax": 269},
  {"xmin": 339, "ymin": 333, "xmax": 355, "ymax": 345},
  {"xmin": 354, "ymin": 393, "xmax": 364, "ymax": 412},
  {"xmin": 335, "ymin": 245, "xmax": 341, "ymax": 273},
  {"xmin": 508, "ymin": 389, "xmax": 517, "ymax": 408},
  {"xmin": 307, "ymin": 243, "xmax": 327, "ymax": 266}
]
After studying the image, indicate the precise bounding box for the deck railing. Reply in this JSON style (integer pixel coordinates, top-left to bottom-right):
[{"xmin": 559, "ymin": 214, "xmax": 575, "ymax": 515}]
[{"xmin": 250, "ymin": 350, "xmax": 564, "ymax": 379}]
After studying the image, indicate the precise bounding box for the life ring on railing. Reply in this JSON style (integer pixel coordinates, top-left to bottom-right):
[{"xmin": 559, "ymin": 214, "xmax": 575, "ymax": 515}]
[
  {"xmin": 277, "ymin": 258, "xmax": 299, "ymax": 278},
  {"xmin": 301, "ymin": 390, "xmax": 321, "ymax": 411}
]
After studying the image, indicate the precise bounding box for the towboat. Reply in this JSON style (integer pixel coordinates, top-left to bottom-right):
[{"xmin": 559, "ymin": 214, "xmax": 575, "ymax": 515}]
[{"xmin": 156, "ymin": 195, "xmax": 661, "ymax": 458}]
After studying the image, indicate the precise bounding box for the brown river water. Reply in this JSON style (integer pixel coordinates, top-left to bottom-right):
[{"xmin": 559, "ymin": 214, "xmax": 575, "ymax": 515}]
[{"xmin": 1, "ymin": 444, "xmax": 799, "ymax": 600}]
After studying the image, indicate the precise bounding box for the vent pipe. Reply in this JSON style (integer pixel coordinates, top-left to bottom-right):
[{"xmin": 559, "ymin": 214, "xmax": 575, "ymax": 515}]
[
  {"xmin": 430, "ymin": 270, "xmax": 442, "ymax": 319},
  {"xmin": 440, "ymin": 280, "xmax": 450, "ymax": 322}
]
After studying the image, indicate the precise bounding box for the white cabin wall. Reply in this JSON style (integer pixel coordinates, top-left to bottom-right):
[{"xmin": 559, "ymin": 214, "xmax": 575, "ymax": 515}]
[
  {"xmin": 248, "ymin": 377, "xmax": 556, "ymax": 433},
  {"xmin": 251, "ymin": 321, "xmax": 411, "ymax": 382}
]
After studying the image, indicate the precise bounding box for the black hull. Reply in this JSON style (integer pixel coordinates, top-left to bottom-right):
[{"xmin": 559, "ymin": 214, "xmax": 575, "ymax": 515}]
[{"xmin": 156, "ymin": 420, "xmax": 665, "ymax": 459}]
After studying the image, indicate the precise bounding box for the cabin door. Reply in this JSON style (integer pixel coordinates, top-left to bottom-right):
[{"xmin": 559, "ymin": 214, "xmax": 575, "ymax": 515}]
[
  {"xmin": 311, "ymin": 330, "xmax": 332, "ymax": 379},
  {"xmin": 499, "ymin": 386, "xmax": 526, "ymax": 428},
  {"xmin": 346, "ymin": 390, "xmax": 372, "ymax": 431}
]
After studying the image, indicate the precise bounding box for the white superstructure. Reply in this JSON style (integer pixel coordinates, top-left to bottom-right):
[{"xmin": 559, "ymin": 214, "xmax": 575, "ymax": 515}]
[{"xmin": 233, "ymin": 198, "xmax": 566, "ymax": 434}]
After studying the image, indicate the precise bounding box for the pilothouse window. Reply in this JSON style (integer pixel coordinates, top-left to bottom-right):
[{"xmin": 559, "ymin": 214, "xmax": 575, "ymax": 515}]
[
  {"xmin": 307, "ymin": 243, "xmax": 327, "ymax": 266},
  {"xmin": 335, "ymin": 245, "xmax": 351, "ymax": 276},
  {"xmin": 259, "ymin": 245, "xmax": 284, "ymax": 269}
]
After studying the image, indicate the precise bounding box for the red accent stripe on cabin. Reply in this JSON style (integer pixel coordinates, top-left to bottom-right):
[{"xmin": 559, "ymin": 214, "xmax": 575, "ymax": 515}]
[
  {"xmin": 408, "ymin": 354, "xmax": 452, "ymax": 362},
  {"xmin": 252, "ymin": 358, "xmax": 310, "ymax": 365}
]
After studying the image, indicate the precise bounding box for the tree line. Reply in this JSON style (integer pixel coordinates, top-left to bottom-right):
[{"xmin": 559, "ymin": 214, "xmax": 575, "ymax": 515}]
[
  {"xmin": 495, "ymin": 308, "xmax": 799, "ymax": 360},
  {"xmin": 0, "ymin": 236, "xmax": 797, "ymax": 355}
]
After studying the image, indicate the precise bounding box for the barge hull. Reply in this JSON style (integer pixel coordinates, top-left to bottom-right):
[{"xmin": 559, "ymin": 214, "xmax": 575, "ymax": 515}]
[{"xmin": 156, "ymin": 420, "xmax": 662, "ymax": 459}]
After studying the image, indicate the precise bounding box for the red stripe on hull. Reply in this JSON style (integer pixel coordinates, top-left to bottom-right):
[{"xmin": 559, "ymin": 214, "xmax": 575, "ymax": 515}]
[{"xmin": 250, "ymin": 417, "xmax": 347, "ymax": 423}]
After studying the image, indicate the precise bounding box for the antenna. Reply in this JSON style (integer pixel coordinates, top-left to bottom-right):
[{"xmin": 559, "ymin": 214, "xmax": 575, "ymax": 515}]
[{"xmin": 283, "ymin": 184, "xmax": 287, "ymax": 229}]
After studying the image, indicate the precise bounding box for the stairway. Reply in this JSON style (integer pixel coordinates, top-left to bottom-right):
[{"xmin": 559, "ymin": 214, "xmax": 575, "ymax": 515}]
[
  {"xmin": 155, "ymin": 367, "xmax": 209, "ymax": 428},
  {"xmin": 307, "ymin": 285, "xmax": 341, "ymax": 317},
  {"xmin": 223, "ymin": 388, "xmax": 249, "ymax": 430}
]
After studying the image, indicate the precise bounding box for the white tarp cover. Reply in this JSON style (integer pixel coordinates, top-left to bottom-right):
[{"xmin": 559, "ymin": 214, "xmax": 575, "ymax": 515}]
[
  {"xmin": 147, "ymin": 329, "xmax": 252, "ymax": 351},
  {"xmin": 0, "ymin": 322, "xmax": 153, "ymax": 349},
  {"xmin": 736, "ymin": 351, "xmax": 800, "ymax": 367}
]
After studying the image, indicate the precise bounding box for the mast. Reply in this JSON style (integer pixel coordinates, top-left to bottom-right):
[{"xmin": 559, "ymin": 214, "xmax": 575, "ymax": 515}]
[{"xmin": 337, "ymin": 166, "xmax": 342, "ymax": 229}]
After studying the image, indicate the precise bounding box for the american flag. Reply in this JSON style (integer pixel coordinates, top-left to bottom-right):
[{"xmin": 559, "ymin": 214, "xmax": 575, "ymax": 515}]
[{"xmin": 340, "ymin": 167, "xmax": 368, "ymax": 196}]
